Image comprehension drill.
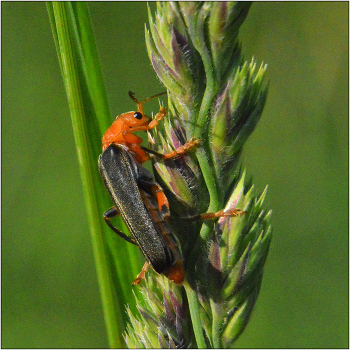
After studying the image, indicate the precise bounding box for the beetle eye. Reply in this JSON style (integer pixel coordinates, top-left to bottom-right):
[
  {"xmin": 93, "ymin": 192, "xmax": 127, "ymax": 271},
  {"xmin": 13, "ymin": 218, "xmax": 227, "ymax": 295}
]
[{"xmin": 134, "ymin": 112, "xmax": 143, "ymax": 120}]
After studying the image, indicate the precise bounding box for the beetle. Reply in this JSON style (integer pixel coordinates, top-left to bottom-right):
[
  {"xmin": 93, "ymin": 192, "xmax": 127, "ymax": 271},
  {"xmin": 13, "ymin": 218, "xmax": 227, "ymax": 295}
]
[{"xmin": 99, "ymin": 92, "xmax": 198, "ymax": 284}]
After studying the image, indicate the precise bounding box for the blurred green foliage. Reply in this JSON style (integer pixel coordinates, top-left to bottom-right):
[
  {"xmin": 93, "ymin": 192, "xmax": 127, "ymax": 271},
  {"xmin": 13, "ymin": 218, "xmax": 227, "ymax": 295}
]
[{"xmin": 2, "ymin": 2, "xmax": 348, "ymax": 348}]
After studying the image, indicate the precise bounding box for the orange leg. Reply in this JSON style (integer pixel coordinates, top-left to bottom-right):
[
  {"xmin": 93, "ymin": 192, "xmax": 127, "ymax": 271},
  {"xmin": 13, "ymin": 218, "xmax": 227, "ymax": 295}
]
[
  {"xmin": 132, "ymin": 261, "xmax": 150, "ymax": 285},
  {"xmin": 141, "ymin": 137, "xmax": 201, "ymax": 161},
  {"xmin": 150, "ymin": 183, "xmax": 170, "ymax": 218},
  {"xmin": 162, "ymin": 138, "xmax": 201, "ymax": 159},
  {"xmin": 200, "ymin": 208, "xmax": 245, "ymax": 220},
  {"xmin": 147, "ymin": 107, "xmax": 168, "ymax": 129},
  {"xmin": 178, "ymin": 208, "xmax": 245, "ymax": 221}
]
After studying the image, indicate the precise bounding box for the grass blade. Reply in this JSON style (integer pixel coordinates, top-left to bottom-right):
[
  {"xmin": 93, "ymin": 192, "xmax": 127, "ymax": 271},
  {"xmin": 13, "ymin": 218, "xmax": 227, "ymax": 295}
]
[{"xmin": 47, "ymin": 2, "xmax": 143, "ymax": 347}]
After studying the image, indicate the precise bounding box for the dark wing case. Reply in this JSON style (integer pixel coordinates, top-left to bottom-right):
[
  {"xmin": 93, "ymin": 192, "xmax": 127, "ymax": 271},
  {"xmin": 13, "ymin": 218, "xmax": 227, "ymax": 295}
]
[{"xmin": 98, "ymin": 144, "xmax": 174, "ymax": 273}]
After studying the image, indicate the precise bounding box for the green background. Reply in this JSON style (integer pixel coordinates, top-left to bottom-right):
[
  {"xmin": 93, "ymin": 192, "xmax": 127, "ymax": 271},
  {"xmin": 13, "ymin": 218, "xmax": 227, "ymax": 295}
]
[{"xmin": 2, "ymin": 2, "xmax": 348, "ymax": 348}]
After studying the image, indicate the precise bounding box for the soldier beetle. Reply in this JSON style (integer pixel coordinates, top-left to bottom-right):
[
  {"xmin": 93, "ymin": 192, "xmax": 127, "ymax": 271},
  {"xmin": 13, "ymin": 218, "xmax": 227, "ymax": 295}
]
[
  {"xmin": 99, "ymin": 92, "xmax": 197, "ymax": 284},
  {"xmin": 98, "ymin": 92, "xmax": 244, "ymax": 285}
]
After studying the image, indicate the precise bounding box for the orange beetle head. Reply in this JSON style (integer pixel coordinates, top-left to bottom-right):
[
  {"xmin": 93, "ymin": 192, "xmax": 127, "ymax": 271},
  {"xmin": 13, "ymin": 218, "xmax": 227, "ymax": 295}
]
[
  {"xmin": 119, "ymin": 110, "xmax": 151, "ymax": 128},
  {"xmin": 102, "ymin": 91, "xmax": 166, "ymax": 153}
]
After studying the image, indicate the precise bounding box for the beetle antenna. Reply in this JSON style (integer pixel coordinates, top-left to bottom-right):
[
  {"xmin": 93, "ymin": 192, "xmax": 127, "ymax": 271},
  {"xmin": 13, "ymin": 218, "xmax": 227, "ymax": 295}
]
[{"xmin": 128, "ymin": 91, "xmax": 167, "ymax": 114}]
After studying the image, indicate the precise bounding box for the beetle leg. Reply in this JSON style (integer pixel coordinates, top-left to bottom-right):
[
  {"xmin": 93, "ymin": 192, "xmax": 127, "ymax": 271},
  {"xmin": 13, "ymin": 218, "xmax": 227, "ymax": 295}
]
[
  {"xmin": 141, "ymin": 138, "xmax": 200, "ymax": 160},
  {"xmin": 136, "ymin": 164, "xmax": 170, "ymax": 218},
  {"xmin": 162, "ymin": 138, "xmax": 201, "ymax": 159},
  {"xmin": 138, "ymin": 181, "xmax": 170, "ymax": 219},
  {"xmin": 174, "ymin": 208, "xmax": 245, "ymax": 221},
  {"xmin": 150, "ymin": 183, "xmax": 170, "ymax": 218},
  {"xmin": 147, "ymin": 107, "xmax": 168, "ymax": 129},
  {"xmin": 199, "ymin": 208, "xmax": 245, "ymax": 220},
  {"xmin": 103, "ymin": 207, "xmax": 137, "ymax": 245},
  {"xmin": 132, "ymin": 261, "xmax": 150, "ymax": 285}
]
